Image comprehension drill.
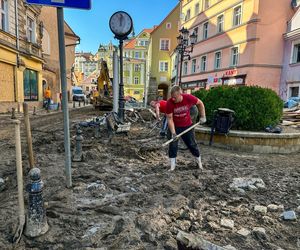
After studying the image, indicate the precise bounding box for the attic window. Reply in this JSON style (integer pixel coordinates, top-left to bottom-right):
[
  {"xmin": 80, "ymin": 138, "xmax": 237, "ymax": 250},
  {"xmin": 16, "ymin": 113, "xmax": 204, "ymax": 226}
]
[{"xmin": 166, "ymin": 23, "xmax": 172, "ymax": 29}]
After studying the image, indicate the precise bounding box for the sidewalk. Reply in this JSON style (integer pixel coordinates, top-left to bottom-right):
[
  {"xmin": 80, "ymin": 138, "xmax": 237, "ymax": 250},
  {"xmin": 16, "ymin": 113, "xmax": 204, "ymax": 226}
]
[{"xmin": 0, "ymin": 102, "xmax": 92, "ymax": 123}]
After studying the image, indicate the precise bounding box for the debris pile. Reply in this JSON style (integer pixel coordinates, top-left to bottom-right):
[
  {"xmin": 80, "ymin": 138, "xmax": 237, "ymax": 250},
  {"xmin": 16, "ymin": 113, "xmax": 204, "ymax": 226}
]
[{"xmin": 282, "ymin": 105, "xmax": 300, "ymax": 128}]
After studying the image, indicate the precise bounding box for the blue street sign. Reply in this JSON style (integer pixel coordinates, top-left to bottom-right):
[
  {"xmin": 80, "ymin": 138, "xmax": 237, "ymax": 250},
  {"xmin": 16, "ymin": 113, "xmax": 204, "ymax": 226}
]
[{"xmin": 25, "ymin": 0, "xmax": 91, "ymax": 10}]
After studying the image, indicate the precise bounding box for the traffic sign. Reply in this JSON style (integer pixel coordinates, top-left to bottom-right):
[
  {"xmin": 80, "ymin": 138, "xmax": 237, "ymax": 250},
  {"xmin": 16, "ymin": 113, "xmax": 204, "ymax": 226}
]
[{"xmin": 25, "ymin": 0, "xmax": 91, "ymax": 10}]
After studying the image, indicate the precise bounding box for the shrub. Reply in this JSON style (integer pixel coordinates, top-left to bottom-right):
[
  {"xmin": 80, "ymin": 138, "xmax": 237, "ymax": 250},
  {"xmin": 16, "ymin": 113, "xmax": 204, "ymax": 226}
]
[{"xmin": 193, "ymin": 86, "xmax": 283, "ymax": 131}]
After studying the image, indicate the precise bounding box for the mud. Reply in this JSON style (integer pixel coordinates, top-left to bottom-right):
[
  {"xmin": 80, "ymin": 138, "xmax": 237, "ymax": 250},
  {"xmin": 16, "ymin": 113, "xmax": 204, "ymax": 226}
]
[{"xmin": 0, "ymin": 106, "xmax": 299, "ymax": 250}]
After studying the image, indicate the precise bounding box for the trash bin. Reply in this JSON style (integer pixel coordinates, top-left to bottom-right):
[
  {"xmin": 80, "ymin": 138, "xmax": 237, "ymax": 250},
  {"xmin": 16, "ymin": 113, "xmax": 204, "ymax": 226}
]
[{"xmin": 209, "ymin": 108, "xmax": 235, "ymax": 146}]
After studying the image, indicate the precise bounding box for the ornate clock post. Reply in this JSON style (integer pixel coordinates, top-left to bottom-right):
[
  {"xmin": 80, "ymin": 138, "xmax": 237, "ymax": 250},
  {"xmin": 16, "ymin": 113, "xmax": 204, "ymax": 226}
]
[{"xmin": 109, "ymin": 11, "xmax": 133, "ymax": 122}]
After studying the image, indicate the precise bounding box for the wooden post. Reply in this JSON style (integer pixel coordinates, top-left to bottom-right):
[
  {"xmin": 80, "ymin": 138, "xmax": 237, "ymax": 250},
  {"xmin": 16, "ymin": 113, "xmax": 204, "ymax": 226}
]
[{"xmin": 23, "ymin": 103, "xmax": 34, "ymax": 169}]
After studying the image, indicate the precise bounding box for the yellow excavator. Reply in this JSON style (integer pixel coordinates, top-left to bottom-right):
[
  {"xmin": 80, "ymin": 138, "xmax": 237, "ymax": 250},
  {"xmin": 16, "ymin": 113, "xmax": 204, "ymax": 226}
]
[{"xmin": 92, "ymin": 60, "xmax": 113, "ymax": 110}]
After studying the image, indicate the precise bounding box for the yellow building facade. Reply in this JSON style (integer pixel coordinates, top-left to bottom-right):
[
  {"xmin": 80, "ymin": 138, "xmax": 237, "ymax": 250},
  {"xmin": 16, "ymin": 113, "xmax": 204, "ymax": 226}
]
[
  {"xmin": 0, "ymin": 1, "xmax": 44, "ymax": 112},
  {"xmin": 147, "ymin": 4, "xmax": 180, "ymax": 101}
]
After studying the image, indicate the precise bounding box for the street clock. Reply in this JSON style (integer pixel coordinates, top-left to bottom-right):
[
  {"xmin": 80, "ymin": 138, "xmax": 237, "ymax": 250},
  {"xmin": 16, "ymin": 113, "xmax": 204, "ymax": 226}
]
[{"xmin": 109, "ymin": 11, "xmax": 133, "ymax": 39}]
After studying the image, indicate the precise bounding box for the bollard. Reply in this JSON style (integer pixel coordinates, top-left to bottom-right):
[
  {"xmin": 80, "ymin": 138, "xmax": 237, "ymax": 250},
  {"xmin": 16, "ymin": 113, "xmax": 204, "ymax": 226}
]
[
  {"xmin": 72, "ymin": 126, "xmax": 83, "ymax": 162},
  {"xmin": 83, "ymin": 99, "xmax": 86, "ymax": 106},
  {"xmin": 33, "ymin": 106, "xmax": 37, "ymax": 115},
  {"xmin": 17, "ymin": 103, "xmax": 20, "ymax": 113},
  {"xmin": 11, "ymin": 108, "xmax": 16, "ymax": 119},
  {"xmin": 73, "ymin": 101, "xmax": 75, "ymax": 108},
  {"xmin": 94, "ymin": 118, "xmax": 100, "ymax": 139},
  {"xmin": 57, "ymin": 103, "xmax": 60, "ymax": 111},
  {"xmin": 78, "ymin": 100, "xmax": 81, "ymax": 107},
  {"xmin": 24, "ymin": 167, "xmax": 49, "ymax": 237}
]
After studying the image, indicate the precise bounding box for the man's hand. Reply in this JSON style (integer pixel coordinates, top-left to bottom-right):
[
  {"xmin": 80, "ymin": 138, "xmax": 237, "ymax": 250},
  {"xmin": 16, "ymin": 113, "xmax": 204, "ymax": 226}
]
[
  {"xmin": 172, "ymin": 133, "xmax": 179, "ymax": 142},
  {"xmin": 199, "ymin": 116, "xmax": 207, "ymax": 124}
]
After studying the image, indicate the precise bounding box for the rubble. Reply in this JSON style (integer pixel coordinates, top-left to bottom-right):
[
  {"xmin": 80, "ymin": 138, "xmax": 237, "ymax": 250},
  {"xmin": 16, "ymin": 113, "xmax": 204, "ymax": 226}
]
[{"xmin": 0, "ymin": 107, "xmax": 299, "ymax": 249}]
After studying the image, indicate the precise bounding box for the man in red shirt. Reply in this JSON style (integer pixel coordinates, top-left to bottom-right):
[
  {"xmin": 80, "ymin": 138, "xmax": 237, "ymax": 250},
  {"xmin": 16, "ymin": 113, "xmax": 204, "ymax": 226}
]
[
  {"xmin": 150, "ymin": 100, "xmax": 168, "ymax": 137},
  {"xmin": 166, "ymin": 85, "xmax": 206, "ymax": 171}
]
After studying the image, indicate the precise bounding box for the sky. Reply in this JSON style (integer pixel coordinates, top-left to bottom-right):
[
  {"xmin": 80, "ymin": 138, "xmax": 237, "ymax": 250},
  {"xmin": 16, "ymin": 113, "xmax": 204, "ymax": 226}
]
[{"xmin": 64, "ymin": 0, "xmax": 179, "ymax": 54}]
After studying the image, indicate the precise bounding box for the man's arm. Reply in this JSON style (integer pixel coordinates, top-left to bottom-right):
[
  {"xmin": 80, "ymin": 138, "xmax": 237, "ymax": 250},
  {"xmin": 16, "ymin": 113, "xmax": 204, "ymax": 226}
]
[
  {"xmin": 167, "ymin": 113, "xmax": 176, "ymax": 135},
  {"xmin": 155, "ymin": 104, "xmax": 161, "ymax": 121},
  {"xmin": 196, "ymin": 99, "xmax": 206, "ymax": 122}
]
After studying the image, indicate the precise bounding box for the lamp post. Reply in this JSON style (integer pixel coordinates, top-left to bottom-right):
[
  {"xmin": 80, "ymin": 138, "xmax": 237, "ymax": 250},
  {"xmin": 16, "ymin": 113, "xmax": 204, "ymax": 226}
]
[{"xmin": 176, "ymin": 27, "xmax": 197, "ymax": 86}]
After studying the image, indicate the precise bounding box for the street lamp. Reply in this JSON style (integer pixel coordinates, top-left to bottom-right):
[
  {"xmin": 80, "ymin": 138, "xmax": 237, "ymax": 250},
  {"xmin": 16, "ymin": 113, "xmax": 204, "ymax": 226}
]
[{"xmin": 176, "ymin": 27, "xmax": 197, "ymax": 86}]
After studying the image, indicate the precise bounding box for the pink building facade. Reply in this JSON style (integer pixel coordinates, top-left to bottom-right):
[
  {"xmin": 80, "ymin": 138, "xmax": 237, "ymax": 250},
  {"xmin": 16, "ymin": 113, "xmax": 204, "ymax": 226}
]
[{"xmin": 179, "ymin": 0, "xmax": 296, "ymax": 94}]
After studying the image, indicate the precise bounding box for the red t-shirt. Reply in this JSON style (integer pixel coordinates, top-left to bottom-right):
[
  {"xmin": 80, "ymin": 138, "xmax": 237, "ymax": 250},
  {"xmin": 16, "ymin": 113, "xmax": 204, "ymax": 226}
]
[
  {"xmin": 158, "ymin": 100, "xmax": 167, "ymax": 113},
  {"xmin": 166, "ymin": 94, "xmax": 198, "ymax": 127}
]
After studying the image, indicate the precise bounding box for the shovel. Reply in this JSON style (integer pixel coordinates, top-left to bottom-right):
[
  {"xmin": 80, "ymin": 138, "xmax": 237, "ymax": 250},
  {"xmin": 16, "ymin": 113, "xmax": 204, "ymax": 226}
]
[{"xmin": 162, "ymin": 122, "xmax": 200, "ymax": 147}]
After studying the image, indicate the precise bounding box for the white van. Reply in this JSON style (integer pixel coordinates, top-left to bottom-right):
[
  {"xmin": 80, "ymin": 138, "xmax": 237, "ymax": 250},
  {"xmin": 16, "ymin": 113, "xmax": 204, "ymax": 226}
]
[{"xmin": 72, "ymin": 86, "xmax": 85, "ymax": 101}]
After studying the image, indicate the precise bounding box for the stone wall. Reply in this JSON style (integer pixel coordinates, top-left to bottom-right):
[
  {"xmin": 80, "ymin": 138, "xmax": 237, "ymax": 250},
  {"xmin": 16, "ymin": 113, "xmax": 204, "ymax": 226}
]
[{"xmin": 195, "ymin": 127, "xmax": 300, "ymax": 154}]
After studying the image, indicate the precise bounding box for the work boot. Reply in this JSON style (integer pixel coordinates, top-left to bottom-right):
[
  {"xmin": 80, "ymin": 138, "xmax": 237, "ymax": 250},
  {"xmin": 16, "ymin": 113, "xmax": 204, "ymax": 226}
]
[
  {"xmin": 196, "ymin": 156, "xmax": 203, "ymax": 170},
  {"xmin": 170, "ymin": 158, "xmax": 176, "ymax": 171}
]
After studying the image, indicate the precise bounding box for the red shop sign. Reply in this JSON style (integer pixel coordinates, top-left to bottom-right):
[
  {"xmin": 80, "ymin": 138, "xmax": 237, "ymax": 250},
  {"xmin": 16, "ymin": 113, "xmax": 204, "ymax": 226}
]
[{"xmin": 224, "ymin": 69, "xmax": 238, "ymax": 77}]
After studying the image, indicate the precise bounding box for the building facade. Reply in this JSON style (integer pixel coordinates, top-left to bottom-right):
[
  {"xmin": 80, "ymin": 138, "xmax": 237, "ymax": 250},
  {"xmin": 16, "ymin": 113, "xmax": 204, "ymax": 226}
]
[
  {"xmin": 280, "ymin": 5, "xmax": 300, "ymax": 100},
  {"xmin": 40, "ymin": 6, "xmax": 79, "ymax": 103},
  {"xmin": 147, "ymin": 3, "xmax": 180, "ymax": 101},
  {"xmin": 123, "ymin": 29, "xmax": 153, "ymax": 101},
  {"xmin": 179, "ymin": 0, "xmax": 295, "ymax": 94},
  {"xmin": 0, "ymin": 0, "xmax": 44, "ymax": 112}
]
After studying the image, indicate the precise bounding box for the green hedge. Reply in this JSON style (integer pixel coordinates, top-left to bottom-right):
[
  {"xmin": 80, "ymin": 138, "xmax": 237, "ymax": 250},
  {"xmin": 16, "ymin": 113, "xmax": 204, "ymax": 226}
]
[{"xmin": 193, "ymin": 86, "xmax": 283, "ymax": 131}]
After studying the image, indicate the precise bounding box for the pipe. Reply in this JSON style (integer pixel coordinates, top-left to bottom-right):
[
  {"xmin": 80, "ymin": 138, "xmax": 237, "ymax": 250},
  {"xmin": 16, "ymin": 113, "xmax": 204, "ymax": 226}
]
[
  {"xmin": 57, "ymin": 7, "xmax": 72, "ymax": 188},
  {"xmin": 14, "ymin": 0, "xmax": 19, "ymax": 103},
  {"xmin": 12, "ymin": 120, "xmax": 25, "ymax": 243},
  {"xmin": 113, "ymin": 50, "xmax": 119, "ymax": 113}
]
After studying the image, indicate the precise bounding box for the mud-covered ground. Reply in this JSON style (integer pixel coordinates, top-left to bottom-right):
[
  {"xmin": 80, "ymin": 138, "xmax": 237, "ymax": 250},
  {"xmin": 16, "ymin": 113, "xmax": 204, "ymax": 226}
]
[{"xmin": 0, "ymin": 106, "xmax": 299, "ymax": 250}]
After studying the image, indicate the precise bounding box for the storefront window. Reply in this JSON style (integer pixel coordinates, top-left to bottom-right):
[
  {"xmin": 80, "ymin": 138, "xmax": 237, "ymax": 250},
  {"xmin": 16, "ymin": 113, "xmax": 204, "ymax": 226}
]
[{"xmin": 24, "ymin": 69, "xmax": 38, "ymax": 101}]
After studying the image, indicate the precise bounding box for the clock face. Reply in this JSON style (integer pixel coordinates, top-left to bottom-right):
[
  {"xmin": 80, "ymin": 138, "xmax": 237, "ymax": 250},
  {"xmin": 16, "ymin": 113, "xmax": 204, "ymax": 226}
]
[{"xmin": 109, "ymin": 11, "xmax": 133, "ymax": 38}]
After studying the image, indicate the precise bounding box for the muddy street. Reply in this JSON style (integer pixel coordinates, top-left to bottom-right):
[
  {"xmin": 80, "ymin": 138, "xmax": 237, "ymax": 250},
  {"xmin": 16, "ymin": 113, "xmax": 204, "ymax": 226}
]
[{"xmin": 0, "ymin": 107, "xmax": 299, "ymax": 250}]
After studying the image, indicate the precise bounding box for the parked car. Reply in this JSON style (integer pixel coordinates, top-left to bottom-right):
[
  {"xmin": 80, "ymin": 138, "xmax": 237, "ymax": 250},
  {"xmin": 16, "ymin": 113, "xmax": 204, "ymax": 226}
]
[
  {"xmin": 72, "ymin": 86, "xmax": 86, "ymax": 102},
  {"xmin": 125, "ymin": 96, "xmax": 137, "ymax": 103}
]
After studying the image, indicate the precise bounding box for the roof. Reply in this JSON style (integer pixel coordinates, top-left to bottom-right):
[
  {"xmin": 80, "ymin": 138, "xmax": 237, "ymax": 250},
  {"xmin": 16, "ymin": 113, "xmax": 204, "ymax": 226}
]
[{"xmin": 124, "ymin": 28, "xmax": 155, "ymax": 49}]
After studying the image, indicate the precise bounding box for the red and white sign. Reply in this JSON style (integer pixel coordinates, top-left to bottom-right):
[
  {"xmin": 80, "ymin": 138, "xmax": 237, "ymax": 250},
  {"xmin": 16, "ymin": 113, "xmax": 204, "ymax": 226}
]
[{"xmin": 224, "ymin": 69, "xmax": 238, "ymax": 77}]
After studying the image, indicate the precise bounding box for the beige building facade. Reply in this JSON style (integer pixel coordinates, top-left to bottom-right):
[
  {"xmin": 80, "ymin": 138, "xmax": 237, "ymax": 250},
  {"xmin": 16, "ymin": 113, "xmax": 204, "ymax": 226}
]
[{"xmin": 40, "ymin": 6, "xmax": 79, "ymax": 103}]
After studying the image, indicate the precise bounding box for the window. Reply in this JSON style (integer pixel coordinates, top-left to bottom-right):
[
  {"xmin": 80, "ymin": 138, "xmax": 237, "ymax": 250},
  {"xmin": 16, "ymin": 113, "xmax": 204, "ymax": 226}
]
[
  {"xmin": 231, "ymin": 47, "xmax": 239, "ymax": 66},
  {"xmin": 217, "ymin": 15, "xmax": 224, "ymax": 33},
  {"xmin": 195, "ymin": 3, "xmax": 200, "ymax": 15},
  {"xmin": 200, "ymin": 56, "xmax": 207, "ymax": 71},
  {"xmin": 185, "ymin": 9, "xmax": 191, "ymax": 21},
  {"xmin": 27, "ymin": 16, "xmax": 35, "ymax": 43},
  {"xmin": 134, "ymin": 77, "xmax": 139, "ymax": 84},
  {"xmin": 0, "ymin": 0, "xmax": 8, "ymax": 31},
  {"xmin": 134, "ymin": 64, "xmax": 140, "ymax": 72},
  {"xmin": 203, "ymin": 22, "xmax": 208, "ymax": 39},
  {"xmin": 214, "ymin": 51, "xmax": 222, "ymax": 69},
  {"xmin": 233, "ymin": 6, "xmax": 242, "ymax": 26},
  {"xmin": 159, "ymin": 61, "xmax": 168, "ymax": 72},
  {"xmin": 183, "ymin": 61, "xmax": 188, "ymax": 75},
  {"xmin": 191, "ymin": 59, "xmax": 197, "ymax": 73},
  {"xmin": 24, "ymin": 69, "xmax": 38, "ymax": 101},
  {"xmin": 204, "ymin": 0, "xmax": 210, "ymax": 10},
  {"xmin": 166, "ymin": 22, "xmax": 171, "ymax": 29},
  {"xmin": 292, "ymin": 44, "xmax": 300, "ymax": 63},
  {"xmin": 193, "ymin": 27, "xmax": 198, "ymax": 42},
  {"xmin": 160, "ymin": 39, "xmax": 170, "ymax": 51},
  {"xmin": 134, "ymin": 51, "xmax": 139, "ymax": 58}
]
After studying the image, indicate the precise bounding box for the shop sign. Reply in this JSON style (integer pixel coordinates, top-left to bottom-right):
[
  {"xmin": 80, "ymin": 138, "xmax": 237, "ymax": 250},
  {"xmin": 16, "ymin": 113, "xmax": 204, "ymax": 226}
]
[
  {"xmin": 224, "ymin": 69, "xmax": 238, "ymax": 77},
  {"xmin": 182, "ymin": 80, "xmax": 206, "ymax": 89},
  {"xmin": 223, "ymin": 77, "xmax": 244, "ymax": 85}
]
